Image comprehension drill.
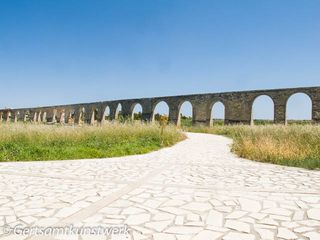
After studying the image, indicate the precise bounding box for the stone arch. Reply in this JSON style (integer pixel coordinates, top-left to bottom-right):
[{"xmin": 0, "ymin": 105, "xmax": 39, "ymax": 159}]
[
  {"xmin": 13, "ymin": 111, "xmax": 18, "ymax": 122},
  {"xmin": 66, "ymin": 110, "xmax": 75, "ymax": 124},
  {"xmin": 59, "ymin": 110, "xmax": 66, "ymax": 124},
  {"xmin": 178, "ymin": 101, "xmax": 193, "ymax": 127},
  {"xmin": 286, "ymin": 92, "xmax": 312, "ymax": 123},
  {"xmin": 32, "ymin": 112, "xmax": 38, "ymax": 122},
  {"xmin": 24, "ymin": 111, "xmax": 30, "ymax": 122},
  {"xmin": 131, "ymin": 103, "xmax": 143, "ymax": 121},
  {"xmin": 37, "ymin": 111, "xmax": 42, "ymax": 122},
  {"xmin": 89, "ymin": 106, "xmax": 99, "ymax": 125},
  {"xmin": 42, "ymin": 111, "xmax": 47, "ymax": 123},
  {"xmin": 115, "ymin": 103, "xmax": 122, "ymax": 120},
  {"xmin": 6, "ymin": 111, "xmax": 11, "ymax": 122},
  {"xmin": 78, "ymin": 107, "xmax": 86, "ymax": 124},
  {"xmin": 51, "ymin": 110, "xmax": 57, "ymax": 123},
  {"xmin": 6, "ymin": 111, "xmax": 12, "ymax": 122},
  {"xmin": 103, "ymin": 106, "xmax": 111, "ymax": 121},
  {"xmin": 51, "ymin": 109, "xmax": 58, "ymax": 123},
  {"xmin": 210, "ymin": 101, "xmax": 225, "ymax": 126},
  {"xmin": 152, "ymin": 101, "xmax": 170, "ymax": 123},
  {"xmin": 251, "ymin": 95, "xmax": 274, "ymax": 125}
]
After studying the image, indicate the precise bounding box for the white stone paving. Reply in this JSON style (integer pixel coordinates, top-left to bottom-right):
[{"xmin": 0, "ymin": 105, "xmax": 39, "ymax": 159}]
[{"xmin": 0, "ymin": 133, "xmax": 319, "ymax": 240}]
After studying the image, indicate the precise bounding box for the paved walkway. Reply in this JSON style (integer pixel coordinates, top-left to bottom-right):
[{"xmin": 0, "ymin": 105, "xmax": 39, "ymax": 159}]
[{"xmin": 0, "ymin": 133, "xmax": 319, "ymax": 240}]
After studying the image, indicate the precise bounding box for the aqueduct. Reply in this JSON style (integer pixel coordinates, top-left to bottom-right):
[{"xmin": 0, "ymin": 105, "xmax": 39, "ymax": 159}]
[{"xmin": 0, "ymin": 86, "xmax": 319, "ymax": 126}]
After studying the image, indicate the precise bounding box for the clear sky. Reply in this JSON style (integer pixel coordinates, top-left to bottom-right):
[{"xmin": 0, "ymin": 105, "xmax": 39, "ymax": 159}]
[{"xmin": 0, "ymin": 0, "xmax": 319, "ymax": 119}]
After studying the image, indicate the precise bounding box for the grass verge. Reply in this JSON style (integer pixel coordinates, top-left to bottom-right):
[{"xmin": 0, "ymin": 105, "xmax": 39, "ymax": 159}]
[
  {"xmin": 185, "ymin": 124, "xmax": 320, "ymax": 170},
  {"xmin": 0, "ymin": 122, "xmax": 185, "ymax": 162}
]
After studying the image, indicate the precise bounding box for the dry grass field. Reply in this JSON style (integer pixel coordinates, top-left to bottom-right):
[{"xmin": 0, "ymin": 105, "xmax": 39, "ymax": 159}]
[{"xmin": 187, "ymin": 124, "xmax": 320, "ymax": 170}]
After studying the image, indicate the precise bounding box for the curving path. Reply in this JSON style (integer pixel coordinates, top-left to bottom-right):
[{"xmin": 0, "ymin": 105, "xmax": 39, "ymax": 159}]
[{"xmin": 0, "ymin": 133, "xmax": 319, "ymax": 240}]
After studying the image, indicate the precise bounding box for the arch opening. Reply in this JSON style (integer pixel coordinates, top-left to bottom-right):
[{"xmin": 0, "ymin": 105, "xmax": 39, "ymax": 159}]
[
  {"xmin": 32, "ymin": 112, "xmax": 38, "ymax": 122},
  {"xmin": 24, "ymin": 111, "xmax": 30, "ymax": 122},
  {"xmin": 104, "ymin": 106, "xmax": 111, "ymax": 121},
  {"xmin": 211, "ymin": 101, "xmax": 225, "ymax": 126},
  {"xmin": 37, "ymin": 112, "xmax": 42, "ymax": 122},
  {"xmin": 67, "ymin": 110, "xmax": 75, "ymax": 124},
  {"xmin": 178, "ymin": 101, "xmax": 193, "ymax": 127},
  {"xmin": 90, "ymin": 107, "xmax": 99, "ymax": 125},
  {"xmin": 251, "ymin": 95, "xmax": 274, "ymax": 125},
  {"xmin": 7, "ymin": 111, "xmax": 12, "ymax": 122},
  {"xmin": 132, "ymin": 103, "xmax": 143, "ymax": 121},
  {"xmin": 115, "ymin": 103, "xmax": 123, "ymax": 120},
  {"xmin": 78, "ymin": 107, "xmax": 85, "ymax": 125},
  {"xmin": 14, "ymin": 111, "xmax": 20, "ymax": 122},
  {"xmin": 42, "ymin": 112, "xmax": 47, "ymax": 123},
  {"xmin": 59, "ymin": 110, "xmax": 66, "ymax": 124},
  {"xmin": 152, "ymin": 101, "xmax": 169, "ymax": 124},
  {"xmin": 286, "ymin": 93, "xmax": 312, "ymax": 124}
]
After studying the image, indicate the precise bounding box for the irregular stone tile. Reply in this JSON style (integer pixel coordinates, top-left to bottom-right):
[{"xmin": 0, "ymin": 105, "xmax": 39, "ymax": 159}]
[
  {"xmin": 176, "ymin": 236, "xmax": 192, "ymax": 240},
  {"xmin": 262, "ymin": 208, "xmax": 292, "ymax": 217},
  {"xmin": 277, "ymin": 227, "xmax": 298, "ymax": 240},
  {"xmin": 125, "ymin": 213, "xmax": 150, "ymax": 225},
  {"xmin": 145, "ymin": 220, "xmax": 172, "ymax": 232},
  {"xmin": 54, "ymin": 207, "xmax": 80, "ymax": 218},
  {"xmin": 162, "ymin": 199, "xmax": 186, "ymax": 207},
  {"xmin": 184, "ymin": 221, "xmax": 204, "ymax": 227},
  {"xmin": 303, "ymin": 232, "xmax": 320, "ymax": 240},
  {"xmin": 292, "ymin": 210, "xmax": 304, "ymax": 221},
  {"xmin": 223, "ymin": 232, "xmax": 255, "ymax": 240},
  {"xmin": 225, "ymin": 220, "xmax": 250, "ymax": 233},
  {"xmin": 192, "ymin": 230, "xmax": 223, "ymax": 240},
  {"xmin": 153, "ymin": 233, "xmax": 175, "ymax": 240},
  {"xmin": 249, "ymin": 213, "xmax": 267, "ymax": 220},
  {"xmin": 19, "ymin": 216, "xmax": 37, "ymax": 224},
  {"xmin": 269, "ymin": 214, "xmax": 291, "ymax": 221},
  {"xmin": 259, "ymin": 218, "xmax": 279, "ymax": 226},
  {"xmin": 226, "ymin": 211, "xmax": 247, "ymax": 219},
  {"xmin": 263, "ymin": 200, "xmax": 277, "ymax": 209},
  {"xmin": 297, "ymin": 220, "xmax": 320, "ymax": 227},
  {"xmin": 307, "ymin": 208, "xmax": 320, "ymax": 221},
  {"xmin": 165, "ymin": 226, "xmax": 203, "ymax": 235},
  {"xmin": 281, "ymin": 221, "xmax": 299, "ymax": 228},
  {"xmin": 239, "ymin": 198, "xmax": 261, "ymax": 212},
  {"xmin": 175, "ymin": 216, "xmax": 184, "ymax": 225},
  {"xmin": 182, "ymin": 202, "xmax": 212, "ymax": 212},
  {"xmin": 159, "ymin": 207, "xmax": 191, "ymax": 215},
  {"xmin": 295, "ymin": 200, "xmax": 308, "ymax": 209},
  {"xmin": 254, "ymin": 223, "xmax": 277, "ymax": 229},
  {"xmin": 239, "ymin": 217, "xmax": 255, "ymax": 224},
  {"xmin": 215, "ymin": 206, "xmax": 233, "ymax": 213},
  {"xmin": 153, "ymin": 213, "xmax": 175, "ymax": 221},
  {"xmin": 206, "ymin": 210, "xmax": 223, "ymax": 227},
  {"xmin": 209, "ymin": 199, "xmax": 223, "ymax": 206},
  {"xmin": 206, "ymin": 226, "xmax": 230, "ymax": 232},
  {"xmin": 293, "ymin": 226, "xmax": 314, "ymax": 233},
  {"xmin": 255, "ymin": 228, "xmax": 274, "ymax": 240},
  {"xmin": 130, "ymin": 225, "xmax": 154, "ymax": 235},
  {"xmin": 143, "ymin": 199, "xmax": 162, "ymax": 209},
  {"xmin": 187, "ymin": 213, "xmax": 200, "ymax": 222},
  {"xmin": 301, "ymin": 196, "xmax": 320, "ymax": 204},
  {"xmin": 121, "ymin": 207, "xmax": 146, "ymax": 215}
]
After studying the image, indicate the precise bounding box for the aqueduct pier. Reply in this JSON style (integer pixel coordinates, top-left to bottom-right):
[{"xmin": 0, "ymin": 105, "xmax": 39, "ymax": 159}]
[{"xmin": 0, "ymin": 86, "xmax": 319, "ymax": 126}]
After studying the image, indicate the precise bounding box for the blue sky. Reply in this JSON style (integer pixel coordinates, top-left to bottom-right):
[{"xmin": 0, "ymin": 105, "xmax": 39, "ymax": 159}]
[{"xmin": 0, "ymin": 0, "xmax": 319, "ymax": 119}]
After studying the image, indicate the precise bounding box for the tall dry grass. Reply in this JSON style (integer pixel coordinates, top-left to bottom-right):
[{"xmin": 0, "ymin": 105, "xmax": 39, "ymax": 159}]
[
  {"xmin": 187, "ymin": 124, "xmax": 320, "ymax": 169},
  {"xmin": 0, "ymin": 122, "xmax": 184, "ymax": 161}
]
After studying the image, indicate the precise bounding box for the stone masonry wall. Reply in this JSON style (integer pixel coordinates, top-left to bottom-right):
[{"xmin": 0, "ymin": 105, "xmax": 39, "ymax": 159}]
[{"xmin": 0, "ymin": 86, "xmax": 319, "ymax": 126}]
